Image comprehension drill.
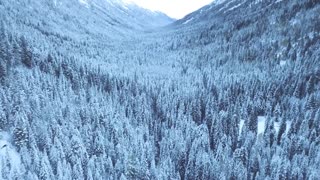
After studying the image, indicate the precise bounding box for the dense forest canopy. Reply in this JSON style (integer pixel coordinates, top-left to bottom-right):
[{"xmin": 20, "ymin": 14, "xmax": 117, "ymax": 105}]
[{"xmin": 0, "ymin": 0, "xmax": 320, "ymax": 179}]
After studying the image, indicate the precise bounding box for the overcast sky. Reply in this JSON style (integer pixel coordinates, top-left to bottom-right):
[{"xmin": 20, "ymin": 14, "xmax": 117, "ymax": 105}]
[{"xmin": 124, "ymin": 0, "xmax": 214, "ymax": 19}]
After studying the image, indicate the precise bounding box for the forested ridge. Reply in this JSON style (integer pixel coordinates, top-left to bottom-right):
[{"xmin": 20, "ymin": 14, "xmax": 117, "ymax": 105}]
[{"xmin": 0, "ymin": 0, "xmax": 320, "ymax": 179}]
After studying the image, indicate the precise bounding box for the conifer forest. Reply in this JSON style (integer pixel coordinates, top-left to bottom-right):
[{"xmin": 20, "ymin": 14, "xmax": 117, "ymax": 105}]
[{"xmin": 0, "ymin": 0, "xmax": 320, "ymax": 179}]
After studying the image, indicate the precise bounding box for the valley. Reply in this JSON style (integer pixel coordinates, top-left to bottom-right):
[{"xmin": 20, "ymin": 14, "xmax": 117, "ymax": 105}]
[{"xmin": 0, "ymin": 0, "xmax": 319, "ymax": 179}]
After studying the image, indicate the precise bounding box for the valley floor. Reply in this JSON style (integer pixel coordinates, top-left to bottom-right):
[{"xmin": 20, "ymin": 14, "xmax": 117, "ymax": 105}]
[{"xmin": 0, "ymin": 0, "xmax": 320, "ymax": 179}]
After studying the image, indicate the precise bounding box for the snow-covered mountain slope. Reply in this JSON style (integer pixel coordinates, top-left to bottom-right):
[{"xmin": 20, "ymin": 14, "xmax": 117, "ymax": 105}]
[
  {"xmin": 177, "ymin": 0, "xmax": 276, "ymax": 25},
  {"xmin": 0, "ymin": 132, "xmax": 22, "ymax": 178},
  {"xmin": 0, "ymin": 0, "xmax": 174, "ymax": 71},
  {"xmin": 0, "ymin": 0, "xmax": 320, "ymax": 179},
  {"xmin": 0, "ymin": 0, "xmax": 173, "ymax": 40},
  {"xmin": 166, "ymin": 0, "xmax": 319, "ymax": 66},
  {"xmin": 79, "ymin": 0, "xmax": 174, "ymax": 28}
]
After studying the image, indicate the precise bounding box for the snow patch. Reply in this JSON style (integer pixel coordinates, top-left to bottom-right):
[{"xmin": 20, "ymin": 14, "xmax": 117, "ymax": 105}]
[
  {"xmin": 79, "ymin": 0, "xmax": 89, "ymax": 8},
  {"xmin": 239, "ymin": 117, "xmax": 291, "ymax": 136},
  {"xmin": 224, "ymin": 2, "xmax": 245, "ymax": 13},
  {"xmin": 257, "ymin": 116, "xmax": 291, "ymax": 135},
  {"xmin": 120, "ymin": 1, "xmax": 130, "ymax": 10},
  {"xmin": 290, "ymin": 19, "xmax": 299, "ymax": 26},
  {"xmin": 0, "ymin": 132, "xmax": 22, "ymax": 173},
  {"xmin": 122, "ymin": 5, "xmax": 129, "ymax": 10},
  {"xmin": 280, "ymin": 60, "xmax": 287, "ymax": 66},
  {"xmin": 274, "ymin": 121, "xmax": 281, "ymax": 133},
  {"xmin": 183, "ymin": 17, "xmax": 194, "ymax": 25},
  {"xmin": 257, "ymin": 116, "xmax": 266, "ymax": 134},
  {"xmin": 239, "ymin": 119, "xmax": 245, "ymax": 135},
  {"xmin": 218, "ymin": 0, "xmax": 235, "ymax": 12},
  {"xmin": 274, "ymin": 120, "xmax": 291, "ymax": 134},
  {"xmin": 285, "ymin": 121, "xmax": 292, "ymax": 134},
  {"xmin": 214, "ymin": 0, "xmax": 228, "ymax": 5}
]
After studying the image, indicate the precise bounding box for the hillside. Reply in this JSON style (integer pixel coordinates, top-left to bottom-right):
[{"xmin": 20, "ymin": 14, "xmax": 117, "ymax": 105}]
[{"xmin": 0, "ymin": 0, "xmax": 320, "ymax": 179}]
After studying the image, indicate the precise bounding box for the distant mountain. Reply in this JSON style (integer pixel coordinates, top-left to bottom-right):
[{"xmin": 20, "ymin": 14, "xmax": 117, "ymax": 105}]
[
  {"xmin": 117, "ymin": 2, "xmax": 175, "ymax": 28},
  {"xmin": 0, "ymin": 0, "xmax": 320, "ymax": 179},
  {"xmin": 0, "ymin": 0, "xmax": 174, "ymax": 40},
  {"xmin": 168, "ymin": 0, "xmax": 319, "ymax": 65}
]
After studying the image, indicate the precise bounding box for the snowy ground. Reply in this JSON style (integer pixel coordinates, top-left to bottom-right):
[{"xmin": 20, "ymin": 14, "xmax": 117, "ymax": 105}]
[
  {"xmin": 280, "ymin": 60, "xmax": 287, "ymax": 66},
  {"xmin": 257, "ymin": 116, "xmax": 291, "ymax": 134},
  {"xmin": 183, "ymin": 17, "xmax": 194, "ymax": 25},
  {"xmin": 0, "ymin": 131, "xmax": 21, "ymax": 176},
  {"xmin": 239, "ymin": 119, "xmax": 245, "ymax": 135},
  {"xmin": 257, "ymin": 116, "xmax": 267, "ymax": 134},
  {"xmin": 239, "ymin": 116, "xmax": 291, "ymax": 135},
  {"xmin": 79, "ymin": 0, "xmax": 90, "ymax": 8}
]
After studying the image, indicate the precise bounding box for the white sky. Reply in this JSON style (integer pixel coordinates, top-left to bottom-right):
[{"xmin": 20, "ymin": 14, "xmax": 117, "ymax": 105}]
[{"xmin": 125, "ymin": 0, "xmax": 214, "ymax": 19}]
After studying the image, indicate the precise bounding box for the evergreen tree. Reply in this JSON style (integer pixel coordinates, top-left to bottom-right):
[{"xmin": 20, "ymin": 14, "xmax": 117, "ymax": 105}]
[
  {"xmin": 19, "ymin": 36, "xmax": 33, "ymax": 68},
  {"xmin": 38, "ymin": 154, "xmax": 54, "ymax": 180},
  {"xmin": 13, "ymin": 127, "xmax": 28, "ymax": 150},
  {"xmin": 277, "ymin": 117, "xmax": 287, "ymax": 145}
]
